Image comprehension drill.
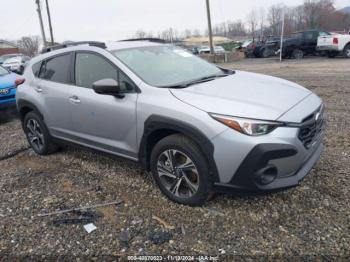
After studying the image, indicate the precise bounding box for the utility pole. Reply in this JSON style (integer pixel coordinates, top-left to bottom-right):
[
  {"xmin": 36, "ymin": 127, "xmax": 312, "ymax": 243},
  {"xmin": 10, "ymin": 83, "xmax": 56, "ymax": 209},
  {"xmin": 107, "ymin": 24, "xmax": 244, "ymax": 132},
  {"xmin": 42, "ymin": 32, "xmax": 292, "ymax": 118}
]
[
  {"xmin": 35, "ymin": 0, "xmax": 47, "ymax": 47},
  {"xmin": 205, "ymin": 0, "xmax": 214, "ymax": 55},
  {"xmin": 280, "ymin": 8, "xmax": 285, "ymax": 62},
  {"xmin": 45, "ymin": 0, "xmax": 54, "ymax": 45}
]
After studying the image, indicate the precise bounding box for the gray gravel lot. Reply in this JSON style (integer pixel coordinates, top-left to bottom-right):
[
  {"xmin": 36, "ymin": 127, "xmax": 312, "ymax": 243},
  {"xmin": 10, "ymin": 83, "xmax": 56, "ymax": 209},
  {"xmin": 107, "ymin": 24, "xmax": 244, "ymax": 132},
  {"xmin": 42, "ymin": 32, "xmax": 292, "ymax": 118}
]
[{"xmin": 0, "ymin": 57, "xmax": 349, "ymax": 259}]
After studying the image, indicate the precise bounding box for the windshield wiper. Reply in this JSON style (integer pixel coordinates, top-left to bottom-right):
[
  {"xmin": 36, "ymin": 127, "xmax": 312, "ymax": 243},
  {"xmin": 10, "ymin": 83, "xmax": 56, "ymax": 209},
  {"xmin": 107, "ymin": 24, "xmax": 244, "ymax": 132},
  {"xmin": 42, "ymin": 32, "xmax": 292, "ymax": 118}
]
[{"xmin": 164, "ymin": 73, "xmax": 231, "ymax": 89}]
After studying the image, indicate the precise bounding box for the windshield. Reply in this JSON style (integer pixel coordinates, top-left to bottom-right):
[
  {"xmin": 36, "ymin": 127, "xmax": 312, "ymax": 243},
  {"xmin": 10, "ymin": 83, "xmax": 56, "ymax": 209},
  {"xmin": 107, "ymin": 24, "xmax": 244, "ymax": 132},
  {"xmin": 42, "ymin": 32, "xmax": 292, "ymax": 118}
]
[
  {"xmin": 0, "ymin": 66, "xmax": 9, "ymax": 76},
  {"xmin": 112, "ymin": 46, "xmax": 224, "ymax": 87}
]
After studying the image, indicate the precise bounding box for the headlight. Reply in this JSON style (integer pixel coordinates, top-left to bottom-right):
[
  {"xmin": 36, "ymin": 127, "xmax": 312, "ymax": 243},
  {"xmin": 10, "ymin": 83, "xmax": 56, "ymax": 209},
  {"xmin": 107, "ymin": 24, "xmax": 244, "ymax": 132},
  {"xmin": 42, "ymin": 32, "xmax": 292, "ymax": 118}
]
[{"xmin": 210, "ymin": 113, "xmax": 283, "ymax": 136}]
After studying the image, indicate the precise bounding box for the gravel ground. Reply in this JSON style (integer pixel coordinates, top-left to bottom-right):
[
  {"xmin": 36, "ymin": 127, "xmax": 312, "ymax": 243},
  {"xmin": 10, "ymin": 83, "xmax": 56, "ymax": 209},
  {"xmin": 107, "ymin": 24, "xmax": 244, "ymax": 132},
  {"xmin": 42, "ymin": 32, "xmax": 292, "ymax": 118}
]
[{"xmin": 0, "ymin": 57, "xmax": 349, "ymax": 259}]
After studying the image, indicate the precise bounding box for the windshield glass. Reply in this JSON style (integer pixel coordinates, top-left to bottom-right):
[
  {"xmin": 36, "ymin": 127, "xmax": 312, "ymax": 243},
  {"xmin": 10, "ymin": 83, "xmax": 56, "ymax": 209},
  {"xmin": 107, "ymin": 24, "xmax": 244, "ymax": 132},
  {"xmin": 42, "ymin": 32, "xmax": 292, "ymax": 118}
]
[
  {"xmin": 112, "ymin": 46, "xmax": 224, "ymax": 87},
  {"xmin": 0, "ymin": 66, "xmax": 9, "ymax": 76}
]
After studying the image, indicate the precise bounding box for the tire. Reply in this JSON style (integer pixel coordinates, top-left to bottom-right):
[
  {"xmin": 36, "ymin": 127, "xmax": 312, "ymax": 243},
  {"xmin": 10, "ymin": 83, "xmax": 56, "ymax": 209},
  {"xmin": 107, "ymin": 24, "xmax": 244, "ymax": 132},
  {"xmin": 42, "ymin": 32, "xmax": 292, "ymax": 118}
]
[
  {"xmin": 291, "ymin": 49, "xmax": 304, "ymax": 59},
  {"xmin": 150, "ymin": 134, "xmax": 213, "ymax": 206},
  {"xmin": 261, "ymin": 48, "xmax": 270, "ymax": 58},
  {"xmin": 23, "ymin": 111, "xmax": 60, "ymax": 155},
  {"xmin": 343, "ymin": 44, "xmax": 350, "ymax": 58},
  {"xmin": 327, "ymin": 51, "xmax": 338, "ymax": 58}
]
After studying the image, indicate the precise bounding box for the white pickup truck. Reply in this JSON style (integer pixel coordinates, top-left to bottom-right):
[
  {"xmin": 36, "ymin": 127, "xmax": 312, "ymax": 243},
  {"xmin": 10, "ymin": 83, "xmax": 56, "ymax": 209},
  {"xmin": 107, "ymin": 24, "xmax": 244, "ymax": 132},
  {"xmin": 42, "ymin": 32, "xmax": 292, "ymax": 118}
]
[{"xmin": 317, "ymin": 33, "xmax": 350, "ymax": 58}]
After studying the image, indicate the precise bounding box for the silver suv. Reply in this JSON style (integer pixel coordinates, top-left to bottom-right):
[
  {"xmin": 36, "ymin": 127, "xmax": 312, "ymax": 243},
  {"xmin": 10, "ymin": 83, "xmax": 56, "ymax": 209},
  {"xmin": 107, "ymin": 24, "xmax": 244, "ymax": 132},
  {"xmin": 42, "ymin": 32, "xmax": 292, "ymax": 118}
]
[{"xmin": 16, "ymin": 41, "xmax": 325, "ymax": 205}]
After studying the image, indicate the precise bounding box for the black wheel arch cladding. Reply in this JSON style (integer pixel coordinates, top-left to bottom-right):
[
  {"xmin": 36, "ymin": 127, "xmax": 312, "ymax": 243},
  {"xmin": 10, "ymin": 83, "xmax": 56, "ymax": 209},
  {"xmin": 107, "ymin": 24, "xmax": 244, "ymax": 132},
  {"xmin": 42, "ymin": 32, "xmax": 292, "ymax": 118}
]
[
  {"xmin": 139, "ymin": 115, "xmax": 220, "ymax": 183},
  {"xmin": 17, "ymin": 99, "xmax": 43, "ymax": 120}
]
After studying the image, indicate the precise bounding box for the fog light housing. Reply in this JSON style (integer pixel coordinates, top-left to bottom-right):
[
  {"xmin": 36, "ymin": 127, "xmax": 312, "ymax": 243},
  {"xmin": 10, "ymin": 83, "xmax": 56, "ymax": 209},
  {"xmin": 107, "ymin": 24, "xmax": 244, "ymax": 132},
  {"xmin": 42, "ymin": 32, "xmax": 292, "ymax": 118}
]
[{"xmin": 254, "ymin": 165, "xmax": 278, "ymax": 185}]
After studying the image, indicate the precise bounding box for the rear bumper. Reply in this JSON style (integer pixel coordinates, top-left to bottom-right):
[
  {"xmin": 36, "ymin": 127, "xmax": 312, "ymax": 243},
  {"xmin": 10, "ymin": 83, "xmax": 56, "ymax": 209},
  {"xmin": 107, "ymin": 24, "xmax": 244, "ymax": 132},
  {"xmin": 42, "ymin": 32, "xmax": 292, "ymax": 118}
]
[
  {"xmin": 317, "ymin": 45, "xmax": 339, "ymax": 51},
  {"xmin": 213, "ymin": 142, "xmax": 324, "ymax": 193}
]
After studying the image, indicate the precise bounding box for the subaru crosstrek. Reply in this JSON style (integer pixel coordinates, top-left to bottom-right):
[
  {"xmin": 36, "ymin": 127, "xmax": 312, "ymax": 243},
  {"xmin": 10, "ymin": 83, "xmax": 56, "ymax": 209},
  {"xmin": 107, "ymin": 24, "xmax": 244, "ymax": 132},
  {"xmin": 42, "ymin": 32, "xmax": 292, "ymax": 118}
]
[{"xmin": 16, "ymin": 41, "xmax": 325, "ymax": 205}]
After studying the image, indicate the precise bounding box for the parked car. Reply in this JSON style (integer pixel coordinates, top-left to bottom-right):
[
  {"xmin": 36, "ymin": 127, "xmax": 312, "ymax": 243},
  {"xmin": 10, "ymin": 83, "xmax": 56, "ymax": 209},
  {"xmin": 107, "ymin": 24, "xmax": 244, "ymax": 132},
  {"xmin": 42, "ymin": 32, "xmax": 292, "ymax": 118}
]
[
  {"xmin": 2, "ymin": 55, "xmax": 31, "ymax": 74},
  {"xmin": 245, "ymin": 37, "xmax": 281, "ymax": 58},
  {"xmin": 281, "ymin": 30, "xmax": 331, "ymax": 59},
  {"xmin": 0, "ymin": 53, "xmax": 22, "ymax": 65},
  {"xmin": 198, "ymin": 46, "xmax": 226, "ymax": 54},
  {"xmin": 0, "ymin": 65, "xmax": 23, "ymax": 110},
  {"xmin": 241, "ymin": 40, "xmax": 253, "ymax": 49},
  {"xmin": 244, "ymin": 41, "xmax": 261, "ymax": 57},
  {"xmin": 317, "ymin": 33, "xmax": 350, "ymax": 58},
  {"xmin": 17, "ymin": 41, "xmax": 324, "ymax": 205}
]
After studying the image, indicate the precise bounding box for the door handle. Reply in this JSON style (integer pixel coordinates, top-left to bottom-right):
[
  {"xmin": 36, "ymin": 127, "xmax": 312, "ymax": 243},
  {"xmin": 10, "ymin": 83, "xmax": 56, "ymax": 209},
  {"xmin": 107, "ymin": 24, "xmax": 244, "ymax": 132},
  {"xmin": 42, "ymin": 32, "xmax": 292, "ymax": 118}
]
[{"xmin": 69, "ymin": 95, "xmax": 81, "ymax": 104}]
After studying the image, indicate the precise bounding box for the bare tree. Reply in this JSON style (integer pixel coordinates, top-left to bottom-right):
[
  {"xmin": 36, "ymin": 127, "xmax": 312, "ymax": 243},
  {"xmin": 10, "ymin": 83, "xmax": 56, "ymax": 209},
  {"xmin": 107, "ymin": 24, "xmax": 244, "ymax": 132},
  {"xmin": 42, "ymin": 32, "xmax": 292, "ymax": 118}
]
[
  {"xmin": 17, "ymin": 36, "xmax": 40, "ymax": 57},
  {"xmin": 133, "ymin": 29, "xmax": 147, "ymax": 39},
  {"xmin": 247, "ymin": 9, "xmax": 258, "ymax": 39},
  {"xmin": 259, "ymin": 7, "xmax": 265, "ymax": 38},
  {"xmin": 227, "ymin": 20, "xmax": 246, "ymax": 37},
  {"xmin": 184, "ymin": 29, "xmax": 192, "ymax": 38},
  {"xmin": 192, "ymin": 29, "xmax": 201, "ymax": 37},
  {"xmin": 268, "ymin": 4, "xmax": 284, "ymax": 35}
]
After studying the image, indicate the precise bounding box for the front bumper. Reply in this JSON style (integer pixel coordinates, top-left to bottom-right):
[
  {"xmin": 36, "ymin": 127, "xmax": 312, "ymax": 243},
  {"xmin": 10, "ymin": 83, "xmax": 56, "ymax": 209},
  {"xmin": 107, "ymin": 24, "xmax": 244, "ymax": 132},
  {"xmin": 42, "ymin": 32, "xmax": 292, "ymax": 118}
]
[
  {"xmin": 213, "ymin": 141, "xmax": 324, "ymax": 193},
  {"xmin": 211, "ymin": 97, "xmax": 325, "ymax": 193}
]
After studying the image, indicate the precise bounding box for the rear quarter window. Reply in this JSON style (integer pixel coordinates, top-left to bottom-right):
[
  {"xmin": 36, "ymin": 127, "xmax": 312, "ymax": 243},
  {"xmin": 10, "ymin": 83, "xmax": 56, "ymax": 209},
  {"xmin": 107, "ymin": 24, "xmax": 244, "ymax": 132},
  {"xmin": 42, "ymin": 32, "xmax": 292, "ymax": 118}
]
[
  {"xmin": 39, "ymin": 53, "xmax": 71, "ymax": 84},
  {"xmin": 32, "ymin": 62, "xmax": 42, "ymax": 77}
]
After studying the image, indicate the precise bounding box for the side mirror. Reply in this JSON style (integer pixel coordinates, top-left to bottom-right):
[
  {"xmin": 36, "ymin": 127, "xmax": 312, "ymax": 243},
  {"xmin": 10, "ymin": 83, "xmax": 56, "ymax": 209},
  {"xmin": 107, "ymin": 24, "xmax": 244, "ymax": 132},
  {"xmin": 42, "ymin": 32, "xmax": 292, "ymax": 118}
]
[{"xmin": 92, "ymin": 78, "xmax": 124, "ymax": 98}]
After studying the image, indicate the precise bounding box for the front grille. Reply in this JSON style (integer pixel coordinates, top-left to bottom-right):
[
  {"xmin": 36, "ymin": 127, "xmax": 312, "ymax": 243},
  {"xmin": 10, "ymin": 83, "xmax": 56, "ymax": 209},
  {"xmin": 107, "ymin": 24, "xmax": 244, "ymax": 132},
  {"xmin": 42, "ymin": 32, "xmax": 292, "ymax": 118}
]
[
  {"xmin": 298, "ymin": 105, "xmax": 325, "ymax": 149},
  {"xmin": 0, "ymin": 95, "xmax": 15, "ymax": 101}
]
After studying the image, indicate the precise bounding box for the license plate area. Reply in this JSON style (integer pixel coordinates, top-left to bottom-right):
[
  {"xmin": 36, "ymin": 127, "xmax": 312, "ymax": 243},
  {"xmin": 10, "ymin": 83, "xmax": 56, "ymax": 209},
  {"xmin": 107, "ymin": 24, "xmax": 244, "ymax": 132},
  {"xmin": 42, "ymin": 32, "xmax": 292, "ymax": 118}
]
[{"xmin": 0, "ymin": 88, "xmax": 10, "ymax": 95}]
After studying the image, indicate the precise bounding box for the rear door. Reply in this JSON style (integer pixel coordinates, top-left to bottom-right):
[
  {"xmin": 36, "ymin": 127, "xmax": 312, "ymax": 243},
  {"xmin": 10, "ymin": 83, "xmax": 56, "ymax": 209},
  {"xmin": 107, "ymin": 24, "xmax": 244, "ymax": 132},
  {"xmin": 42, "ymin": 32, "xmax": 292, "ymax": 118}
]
[
  {"xmin": 68, "ymin": 51, "xmax": 138, "ymax": 159},
  {"xmin": 35, "ymin": 52, "xmax": 74, "ymax": 137},
  {"xmin": 302, "ymin": 31, "xmax": 318, "ymax": 53}
]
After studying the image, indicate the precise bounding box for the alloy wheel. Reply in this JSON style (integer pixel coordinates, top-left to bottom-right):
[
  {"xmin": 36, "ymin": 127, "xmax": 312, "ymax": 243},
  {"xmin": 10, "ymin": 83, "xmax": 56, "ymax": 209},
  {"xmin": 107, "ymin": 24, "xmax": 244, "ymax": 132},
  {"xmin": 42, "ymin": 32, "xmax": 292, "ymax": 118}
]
[
  {"xmin": 26, "ymin": 118, "xmax": 45, "ymax": 152},
  {"xmin": 157, "ymin": 149, "xmax": 199, "ymax": 198}
]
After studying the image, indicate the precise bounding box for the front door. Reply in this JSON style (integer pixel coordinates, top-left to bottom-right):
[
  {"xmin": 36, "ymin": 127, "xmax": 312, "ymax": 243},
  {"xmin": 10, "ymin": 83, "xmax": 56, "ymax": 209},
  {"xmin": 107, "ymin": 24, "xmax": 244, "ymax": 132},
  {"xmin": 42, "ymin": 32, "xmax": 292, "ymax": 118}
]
[{"xmin": 68, "ymin": 52, "xmax": 139, "ymax": 159}]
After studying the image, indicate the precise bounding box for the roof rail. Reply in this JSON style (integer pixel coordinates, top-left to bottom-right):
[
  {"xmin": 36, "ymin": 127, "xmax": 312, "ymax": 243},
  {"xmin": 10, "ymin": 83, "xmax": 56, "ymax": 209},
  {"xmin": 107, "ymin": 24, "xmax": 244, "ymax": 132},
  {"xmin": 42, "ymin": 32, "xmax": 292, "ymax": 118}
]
[
  {"xmin": 120, "ymin": 38, "xmax": 168, "ymax": 44},
  {"xmin": 41, "ymin": 41, "xmax": 107, "ymax": 54}
]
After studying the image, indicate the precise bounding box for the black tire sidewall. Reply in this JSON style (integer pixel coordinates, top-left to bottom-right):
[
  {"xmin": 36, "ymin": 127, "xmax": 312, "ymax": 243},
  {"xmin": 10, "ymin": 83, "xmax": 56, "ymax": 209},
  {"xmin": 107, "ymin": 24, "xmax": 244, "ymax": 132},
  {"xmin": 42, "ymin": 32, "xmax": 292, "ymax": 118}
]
[
  {"xmin": 150, "ymin": 135, "xmax": 212, "ymax": 206},
  {"xmin": 292, "ymin": 49, "xmax": 303, "ymax": 59},
  {"xmin": 23, "ymin": 112, "xmax": 52, "ymax": 155},
  {"xmin": 344, "ymin": 45, "xmax": 350, "ymax": 58}
]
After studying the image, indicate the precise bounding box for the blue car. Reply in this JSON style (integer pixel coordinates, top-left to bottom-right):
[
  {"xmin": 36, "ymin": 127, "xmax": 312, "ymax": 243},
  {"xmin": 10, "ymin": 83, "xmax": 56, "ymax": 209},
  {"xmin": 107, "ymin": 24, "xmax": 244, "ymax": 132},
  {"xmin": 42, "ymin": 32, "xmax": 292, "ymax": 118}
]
[{"xmin": 0, "ymin": 65, "xmax": 21, "ymax": 110}]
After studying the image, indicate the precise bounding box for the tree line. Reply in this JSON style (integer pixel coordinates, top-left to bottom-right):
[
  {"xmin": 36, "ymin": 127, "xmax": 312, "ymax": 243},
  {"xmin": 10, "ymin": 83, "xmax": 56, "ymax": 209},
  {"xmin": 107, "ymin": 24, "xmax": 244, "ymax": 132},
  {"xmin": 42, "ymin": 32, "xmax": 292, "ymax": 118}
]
[{"xmin": 133, "ymin": 0, "xmax": 350, "ymax": 41}]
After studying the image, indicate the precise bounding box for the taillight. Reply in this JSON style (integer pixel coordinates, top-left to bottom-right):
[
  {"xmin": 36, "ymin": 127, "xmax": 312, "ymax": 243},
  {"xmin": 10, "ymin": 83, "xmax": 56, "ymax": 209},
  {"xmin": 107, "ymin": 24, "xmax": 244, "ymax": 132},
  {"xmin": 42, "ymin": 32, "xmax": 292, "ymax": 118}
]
[
  {"xmin": 15, "ymin": 78, "xmax": 25, "ymax": 87},
  {"xmin": 333, "ymin": 37, "xmax": 338, "ymax": 45}
]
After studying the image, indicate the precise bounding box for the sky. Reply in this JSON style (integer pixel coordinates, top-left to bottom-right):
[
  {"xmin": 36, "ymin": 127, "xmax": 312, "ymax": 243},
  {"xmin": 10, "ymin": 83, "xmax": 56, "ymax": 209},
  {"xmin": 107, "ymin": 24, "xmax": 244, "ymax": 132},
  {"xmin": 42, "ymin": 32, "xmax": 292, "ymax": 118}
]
[{"xmin": 1, "ymin": 0, "xmax": 350, "ymax": 42}]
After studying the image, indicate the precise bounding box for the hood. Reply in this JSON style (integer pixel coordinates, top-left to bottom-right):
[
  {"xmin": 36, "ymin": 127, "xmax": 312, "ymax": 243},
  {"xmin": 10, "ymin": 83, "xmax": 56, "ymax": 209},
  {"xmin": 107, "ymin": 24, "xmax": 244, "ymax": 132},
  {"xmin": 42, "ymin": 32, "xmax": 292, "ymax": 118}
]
[
  {"xmin": 0, "ymin": 72, "xmax": 18, "ymax": 89},
  {"xmin": 170, "ymin": 70, "xmax": 312, "ymax": 121}
]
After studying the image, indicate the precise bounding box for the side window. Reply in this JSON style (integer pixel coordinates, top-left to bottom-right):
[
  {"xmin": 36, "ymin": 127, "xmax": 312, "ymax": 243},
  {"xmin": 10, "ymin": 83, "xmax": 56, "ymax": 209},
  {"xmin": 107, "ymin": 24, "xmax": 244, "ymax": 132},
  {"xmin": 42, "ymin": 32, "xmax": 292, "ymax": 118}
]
[
  {"xmin": 39, "ymin": 54, "xmax": 71, "ymax": 83},
  {"xmin": 304, "ymin": 32, "xmax": 314, "ymax": 40},
  {"xmin": 75, "ymin": 53, "xmax": 118, "ymax": 89},
  {"xmin": 32, "ymin": 61, "xmax": 42, "ymax": 77}
]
